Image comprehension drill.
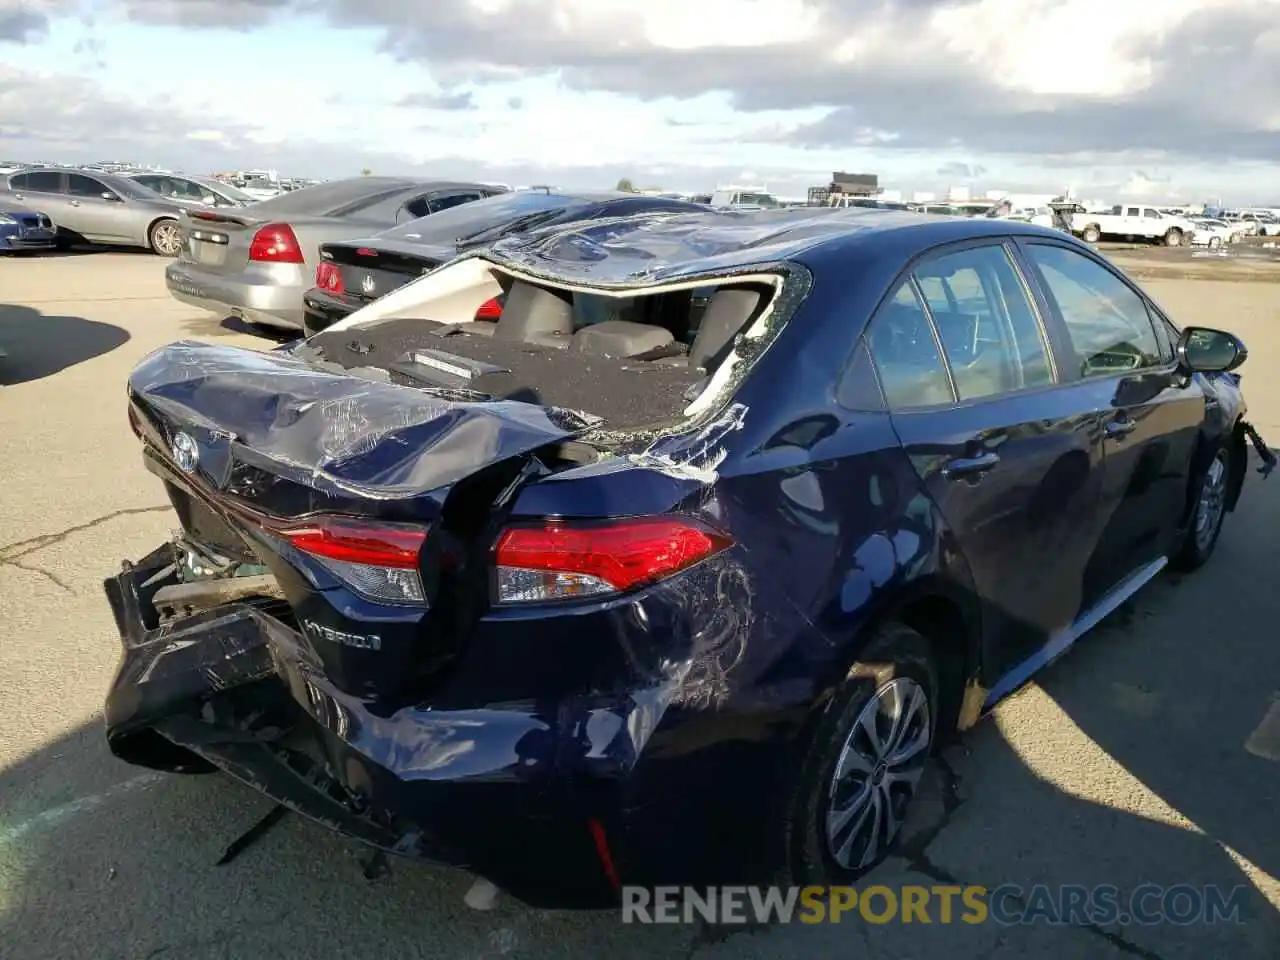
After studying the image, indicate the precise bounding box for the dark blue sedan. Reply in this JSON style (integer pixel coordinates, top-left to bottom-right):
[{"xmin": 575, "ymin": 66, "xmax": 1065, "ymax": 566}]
[
  {"xmin": 102, "ymin": 208, "xmax": 1260, "ymax": 907},
  {"xmin": 0, "ymin": 197, "xmax": 56, "ymax": 252}
]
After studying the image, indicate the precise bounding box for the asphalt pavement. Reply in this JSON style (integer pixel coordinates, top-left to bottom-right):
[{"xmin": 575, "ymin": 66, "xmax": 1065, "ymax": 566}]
[{"xmin": 1, "ymin": 252, "xmax": 1277, "ymax": 959}]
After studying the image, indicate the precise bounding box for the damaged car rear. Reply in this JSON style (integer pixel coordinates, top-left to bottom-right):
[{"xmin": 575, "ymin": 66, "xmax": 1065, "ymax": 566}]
[{"xmin": 104, "ymin": 208, "xmax": 1264, "ymax": 907}]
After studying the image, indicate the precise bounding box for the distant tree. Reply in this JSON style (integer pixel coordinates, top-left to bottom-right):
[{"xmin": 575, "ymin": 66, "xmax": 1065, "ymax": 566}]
[
  {"xmin": 361, "ymin": 167, "xmax": 372, "ymax": 176},
  {"xmin": 615, "ymin": 177, "xmax": 635, "ymax": 192}
]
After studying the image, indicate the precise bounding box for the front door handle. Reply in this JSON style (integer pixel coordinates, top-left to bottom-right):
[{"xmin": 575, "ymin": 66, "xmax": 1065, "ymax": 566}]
[
  {"xmin": 942, "ymin": 451, "xmax": 1001, "ymax": 480},
  {"xmin": 69, "ymin": 200, "xmax": 80, "ymax": 207},
  {"xmin": 1105, "ymin": 417, "xmax": 1137, "ymax": 438}
]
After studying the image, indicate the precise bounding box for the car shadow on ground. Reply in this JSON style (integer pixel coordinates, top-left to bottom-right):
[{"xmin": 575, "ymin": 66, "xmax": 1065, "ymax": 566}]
[{"xmin": 0, "ymin": 304, "xmax": 130, "ymax": 385}]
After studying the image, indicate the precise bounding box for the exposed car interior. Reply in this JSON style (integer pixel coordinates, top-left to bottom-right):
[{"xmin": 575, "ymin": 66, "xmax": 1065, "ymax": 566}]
[{"xmin": 306, "ymin": 277, "xmax": 773, "ymax": 430}]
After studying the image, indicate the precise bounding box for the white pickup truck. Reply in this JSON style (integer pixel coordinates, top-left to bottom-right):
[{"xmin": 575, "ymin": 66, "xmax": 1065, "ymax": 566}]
[{"xmin": 1070, "ymin": 205, "xmax": 1200, "ymax": 246}]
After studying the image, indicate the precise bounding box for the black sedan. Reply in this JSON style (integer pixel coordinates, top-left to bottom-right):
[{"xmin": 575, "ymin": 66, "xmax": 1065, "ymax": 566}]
[
  {"xmin": 104, "ymin": 208, "xmax": 1264, "ymax": 907},
  {"xmin": 301, "ymin": 190, "xmax": 704, "ymax": 335}
]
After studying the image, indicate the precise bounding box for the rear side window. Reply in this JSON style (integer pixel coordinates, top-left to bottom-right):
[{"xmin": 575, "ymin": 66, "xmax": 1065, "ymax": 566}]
[
  {"xmin": 428, "ymin": 192, "xmax": 483, "ymax": 215},
  {"xmin": 12, "ymin": 171, "xmax": 61, "ymax": 192},
  {"xmin": 913, "ymin": 245, "xmax": 1054, "ymax": 400},
  {"xmin": 865, "ymin": 282, "xmax": 954, "ymax": 408},
  {"xmin": 1024, "ymin": 244, "xmax": 1166, "ymax": 376}
]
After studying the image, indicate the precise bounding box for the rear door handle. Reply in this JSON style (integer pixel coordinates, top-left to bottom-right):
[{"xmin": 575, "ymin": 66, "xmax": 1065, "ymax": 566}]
[
  {"xmin": 1105, "ymin": 417, "xmax": 1137, "ymax": 438},
  {"xmin": 942, "ymin": 451, "xmax": 1001, "ymax": 479}
]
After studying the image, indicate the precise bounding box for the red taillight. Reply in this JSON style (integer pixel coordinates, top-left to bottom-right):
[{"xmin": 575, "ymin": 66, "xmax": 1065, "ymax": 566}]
[
  {"xmin": 249, "ymin": 222, "xmax": 304, "ymax": 263},
  {"xmin": 315, "ymin": 260, "xmax": 344, "ymax": 294},
  {"xmin": 276, "ymin": 516, "xmax": 428, "ymax": 604},
  {"xmin": 492, "ymin": 516, "xmax": 733, "ymax": 603},
  {"xmin": 475, "ymin": 297, "xmax": 503, "ymax": 320},
  {"xmin": 355, "ymin": 247, "xmax": 379, "ymax": 257}
]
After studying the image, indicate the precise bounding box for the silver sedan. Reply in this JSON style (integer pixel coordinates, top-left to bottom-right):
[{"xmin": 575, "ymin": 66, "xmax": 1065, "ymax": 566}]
[
  {"xmin": 0, "ymin": 167, "xmax": 188, "ymax": 256},
  {"xmin": 165, "ymin": 177, "xmax": 503, "ymax": 331}
]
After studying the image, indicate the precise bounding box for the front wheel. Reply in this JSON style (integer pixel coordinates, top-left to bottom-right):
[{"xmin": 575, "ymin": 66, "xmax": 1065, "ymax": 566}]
[
  {"xmin": 1172, "ymin": 447, "xmax": 1230, "ymax": 571},
  {"xmin": 1164, "ymin": 228, "xmax": 1183, "ymax": 247},
  {"xmin": 1209, "ymin": 236, "xmax": 1222, "ymax": 249},
  {"xmin": 786, "ymin": 621, "xmax": 938, "ymax": 883},
  {"xmin": 149, "ymin": 219, "xmax": 183, "ymax": 257},
  {"xmin": 1082, "ymin": 225, "xmax": 1101, "ymax": 243}
]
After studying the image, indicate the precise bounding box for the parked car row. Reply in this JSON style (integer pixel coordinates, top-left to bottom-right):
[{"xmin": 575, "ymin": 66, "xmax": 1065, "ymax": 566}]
[
  {"xmin": 105, "ymin": 204, "xmax": 1266, "ymax": 908},
  {"xmin": 0, "ymin": 166, "xmax": 259, "ymax": 256}
]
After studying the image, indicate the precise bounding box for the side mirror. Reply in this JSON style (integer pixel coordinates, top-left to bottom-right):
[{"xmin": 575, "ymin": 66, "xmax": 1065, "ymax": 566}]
[
  {"xmin": 101, "ymin": 191, "xmax": 121, "ymax": 202},
  {"xmin": 1177, "ymin": 326, "xmax": 1247, "ymax": 374}
]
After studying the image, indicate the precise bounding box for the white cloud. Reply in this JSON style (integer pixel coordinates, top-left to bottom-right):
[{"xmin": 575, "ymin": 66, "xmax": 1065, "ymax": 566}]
[{"xmin": 0, "ymin": 0, "xmax": 1276, "ymax": 202}]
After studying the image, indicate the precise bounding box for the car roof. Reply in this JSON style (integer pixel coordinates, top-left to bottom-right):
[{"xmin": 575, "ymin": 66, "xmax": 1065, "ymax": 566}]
[
  {"xmin": 9, "ymin": 166, "xmax": 140, "ymax": 188},
  {"xmin": 484, "ymin": 207, "xmax": 1073, "ymax": 288}
]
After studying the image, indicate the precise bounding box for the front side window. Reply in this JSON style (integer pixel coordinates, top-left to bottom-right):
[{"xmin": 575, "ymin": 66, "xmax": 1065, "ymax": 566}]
[
  {"xmin": 67, "ymin": 174, "xmax": 109, "ymax": 198},
  {"xmin": 912, "ymin": 244, "xmax": 1054, "ymax": 400},
  {"xmin": 865, "ymin": 282, "xmax": 954, "ymax": 409},
  {"xmin": 1024, "ymin": 244, "xmax": 1166, "ymax": 376}
]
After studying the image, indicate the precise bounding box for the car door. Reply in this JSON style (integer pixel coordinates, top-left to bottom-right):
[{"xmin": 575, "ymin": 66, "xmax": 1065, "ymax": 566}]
[
  {"xmin": 865, "ymin": 240, "xmax": 1111, "ymax": 683},
  {"xmin": 65, "ymin": 173, "xmax": 134, "ymax": 241},
  {"xmin": 7, "ymin": 171, "xmax": 72, "ymax": 224},
  {"xmin": 1017, "ymin": 240, "xmax": 1203, "ymax": 606}
]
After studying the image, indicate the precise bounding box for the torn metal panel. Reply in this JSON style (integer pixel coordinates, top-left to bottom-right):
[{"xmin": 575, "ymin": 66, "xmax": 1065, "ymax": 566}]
[
  {"xmin": 484, "ymin": 207, "xmax": 909, "ymax": 286},
  {"xmin": 627, "ymin": 402, "xmax": 750, "ymax": 484},
  {"xmin": 128, "ymin": 340, "xmax": 599, "ymax": 500}
]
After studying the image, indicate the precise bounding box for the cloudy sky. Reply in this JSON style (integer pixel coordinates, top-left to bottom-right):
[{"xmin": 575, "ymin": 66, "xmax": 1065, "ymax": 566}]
[{"xmin": 1, "ymin": 0, "xmax": 1278, "ymax": 201}]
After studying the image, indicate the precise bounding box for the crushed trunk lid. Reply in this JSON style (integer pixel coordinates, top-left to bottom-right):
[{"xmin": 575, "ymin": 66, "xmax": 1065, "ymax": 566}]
[{"xmin": 128, "ymin": 340, "xmax": 600, "ymax": 504}]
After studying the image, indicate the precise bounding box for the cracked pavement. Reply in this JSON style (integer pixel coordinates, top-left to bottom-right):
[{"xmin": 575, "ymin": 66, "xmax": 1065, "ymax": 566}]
[{"xmin": 1, "ymin": 253, "xmax": 1278, "ymax": 959}]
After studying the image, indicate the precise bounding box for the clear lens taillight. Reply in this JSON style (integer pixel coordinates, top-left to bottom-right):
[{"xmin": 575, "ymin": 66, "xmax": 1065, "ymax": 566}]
[{"xmin": 277, "ymin": 516, "xmax": 428, "ymax": 604}]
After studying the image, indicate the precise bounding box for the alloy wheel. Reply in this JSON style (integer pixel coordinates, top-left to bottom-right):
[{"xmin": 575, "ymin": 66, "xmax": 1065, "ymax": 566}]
[
  {"xmin": 152, "ymin": 221, "xmax": 183, "ymax": 257},
  {"xmin": 1194, "ymin": 450, "xmax": 1229, "ymax": 553},
  {"xmin": 825, "ymin": 676, "xmax": 931, "ymax": 870}
]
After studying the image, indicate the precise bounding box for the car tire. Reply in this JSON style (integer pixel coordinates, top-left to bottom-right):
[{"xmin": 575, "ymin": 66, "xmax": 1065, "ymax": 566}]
[
  {"xmin": 1209, "ymin": 236, "xmax": 1222, "ymax": 249},
  {"xmin": 1172, "ymin": 445, "xmax": 1231, "ymax": 572},
  {"xmin": 1082, "ymin": 225, "xmax": 1101, "ymax": 243},
  {"xmin": 785, "ymin": 621, "xmax": 938, "ymax": 885},
  {"xmin": 1164, "ymin": 228, "xmax": 1183, "ymax": 247},
  {"xmin": 148, "ymin": 219, "xmax": 183, "ymax": 258}
]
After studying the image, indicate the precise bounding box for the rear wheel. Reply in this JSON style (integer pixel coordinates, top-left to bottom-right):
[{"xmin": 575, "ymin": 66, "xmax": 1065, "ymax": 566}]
[
  {"xmin": 1082, "ymin": 225, "xmax": 1101, "ymax": 243},
  {"xmin": 1209, "ymin": 236, "xmax": 1222, "ymax": 249},
  {"xmin": 1172, "ymin": 446, "xmax": 1230, "ymax": 571},
  {"xmin": 785, "ymin": 621, "xmax": 938, "ymax": 883},
  {"xmin": 149, "ymin": 219, "xmax": 183, "ymax": 257}
]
